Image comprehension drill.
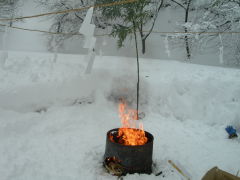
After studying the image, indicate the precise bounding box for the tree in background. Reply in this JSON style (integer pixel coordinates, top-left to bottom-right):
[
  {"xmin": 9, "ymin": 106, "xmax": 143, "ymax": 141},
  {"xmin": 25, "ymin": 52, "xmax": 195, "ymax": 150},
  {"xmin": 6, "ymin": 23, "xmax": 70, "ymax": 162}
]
[
  {"xmin": 188, "ymin": 0, "xmax": 240, "ymax": 65},
  {"xmin": 166, "ymin": 0, "xmax": 234, "ymax": 63},
  {"xmin": 37, "ymin": 0, "xmax": 89, "ymax": 51},
  {"xmin": 168, "ymin": 0, "xmax": 192, "ymax": 60},
  {"xmin": 0, "ymin": 0, "xmax": 20, "ymax": 28},
  {"xmin": 207, "ymin": 0, "xmax": 240, "ymax": 65},
  {"xmin": 0, "ymin": 0, "xmax": 21, "ymax": 67},
  {"xmin": 36, "ymin": 0, "xmax": 107, "ymax": 51}
]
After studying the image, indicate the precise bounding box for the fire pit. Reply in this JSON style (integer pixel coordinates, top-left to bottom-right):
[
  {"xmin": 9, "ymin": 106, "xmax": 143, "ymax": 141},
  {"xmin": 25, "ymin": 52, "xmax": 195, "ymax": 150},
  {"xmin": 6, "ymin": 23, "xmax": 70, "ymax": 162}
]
[
  {"xmin": 104, "ymin": 128, "xmax": 154, "ymax": 175},
  {"xmin": 103, "ymin": 100, "xmax": 154, "ymax": 175}
]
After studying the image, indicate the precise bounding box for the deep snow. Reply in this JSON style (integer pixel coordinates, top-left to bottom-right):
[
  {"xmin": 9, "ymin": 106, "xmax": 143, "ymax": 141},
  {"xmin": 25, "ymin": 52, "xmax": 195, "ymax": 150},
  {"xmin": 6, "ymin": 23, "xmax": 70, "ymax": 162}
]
[{"xmin": 0, "ymin": 52, "xmax": 240, "ymax": 180}]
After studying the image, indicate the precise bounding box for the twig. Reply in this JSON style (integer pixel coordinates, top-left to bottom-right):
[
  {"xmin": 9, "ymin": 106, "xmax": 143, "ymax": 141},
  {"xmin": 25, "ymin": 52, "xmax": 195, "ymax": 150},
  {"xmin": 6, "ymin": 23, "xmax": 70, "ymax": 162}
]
[{"xmin": 168, "ymin": 160, "xmax": 190, "ymax": 180}]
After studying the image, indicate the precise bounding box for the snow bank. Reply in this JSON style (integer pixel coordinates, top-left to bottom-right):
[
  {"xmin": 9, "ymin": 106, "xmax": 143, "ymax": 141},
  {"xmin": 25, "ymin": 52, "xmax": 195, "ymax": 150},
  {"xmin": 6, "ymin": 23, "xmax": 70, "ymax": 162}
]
[
  {"xmin": 95, "ymin": 56, "xmax": 240, "ymax": 126},
  {"xmin": 141, "ymin": 60, "xmax": 240, "ymax": 125}
]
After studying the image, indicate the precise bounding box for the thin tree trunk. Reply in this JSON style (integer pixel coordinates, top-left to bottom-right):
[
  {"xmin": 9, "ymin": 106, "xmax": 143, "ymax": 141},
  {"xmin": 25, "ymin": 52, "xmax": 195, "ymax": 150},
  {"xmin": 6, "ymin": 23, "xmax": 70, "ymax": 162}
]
[
  {"xmin": 141, "ymin": 38, "xmax": 146, "ymax": 54},
  {"xmin": 139, "ymin": 23, "xmax": 146, "ymax": 54},
  {"xmin": 133, "ymin": 22, "xmax": 140, "ymax": 120},
  {"xmin": 171, "ymin": 0, "xmax": 191, "ymax": 60},
  {"xmin": 184, "ymin": 0, "xmax": 191, "ymax": 60},
  {"xmin": 184, "ymin": 27, "xmax": 190, "ymax": 59}
]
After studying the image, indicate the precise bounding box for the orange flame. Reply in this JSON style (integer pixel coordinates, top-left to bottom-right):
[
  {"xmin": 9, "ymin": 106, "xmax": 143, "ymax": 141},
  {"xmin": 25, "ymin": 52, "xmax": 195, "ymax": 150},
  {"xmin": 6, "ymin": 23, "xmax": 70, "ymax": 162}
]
[{"xmin": 117, "ymin": 100, "xmax": 148, "ymax": 146}]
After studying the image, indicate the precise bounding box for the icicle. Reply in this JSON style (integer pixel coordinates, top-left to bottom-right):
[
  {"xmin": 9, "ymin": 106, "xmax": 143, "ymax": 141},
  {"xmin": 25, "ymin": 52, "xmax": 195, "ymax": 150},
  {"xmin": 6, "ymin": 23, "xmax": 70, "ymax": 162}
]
[
  {"xmin": 164, "ymin": 35, "xmax": 171, "ymax": 57},
  {"xmin": 53, "ymin": 52, "xmax": 58, "ymax": 63},
  {"xmin": 195, "ymin": 32, "xmax": 199, "ymax": 40},
  {"xmin": 102, "ymin": 37, "xmax": 107, "ymax": 46},
  {"xmin": 79, "ymin": 7, "xmax": 96, "ymax": 74},
  {"xmin": 0, "ymin": 25, "xmax": 9, "ymax": 67},
  {"xmin": 84, "ymin": 38, "xmax": 96, "ymax": 74},
  {"xmin": 99, "ymin": 49, "xmax": 103, "ymax": 57},
  {"xmin": 219, "ymin": 34, "xmax": 224, "ymax": 64},
  {"xmin": 98, "ymin": 37, "xmax": 106, "ymax": 58},
  {"xmin": 52, "ymin": 35, "xmax": 58, "ymax": 63}
]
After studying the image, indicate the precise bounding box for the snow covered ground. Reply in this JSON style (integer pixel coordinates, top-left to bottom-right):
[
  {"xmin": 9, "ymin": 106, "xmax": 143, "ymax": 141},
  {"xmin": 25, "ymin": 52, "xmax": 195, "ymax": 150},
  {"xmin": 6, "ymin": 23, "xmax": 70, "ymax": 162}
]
[{"xmin": 0, "ymin": 52, "xmax": 240, "ymax": 180}]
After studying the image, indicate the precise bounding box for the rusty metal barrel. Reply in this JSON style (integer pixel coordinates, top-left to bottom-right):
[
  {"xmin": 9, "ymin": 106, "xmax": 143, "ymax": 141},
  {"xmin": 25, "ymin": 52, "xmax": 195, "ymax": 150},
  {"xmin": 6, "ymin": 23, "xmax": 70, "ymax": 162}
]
[{"xmin": 103, "ymin": 128, "xmax": 154, "ymax": 175}]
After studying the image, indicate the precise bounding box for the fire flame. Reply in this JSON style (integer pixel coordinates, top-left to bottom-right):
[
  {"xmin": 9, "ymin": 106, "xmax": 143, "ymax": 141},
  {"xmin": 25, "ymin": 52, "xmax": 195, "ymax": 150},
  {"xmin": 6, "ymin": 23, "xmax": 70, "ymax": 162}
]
[{"xmin": 117, "ymin": 100, "xmax": 148, "ymax": 146}]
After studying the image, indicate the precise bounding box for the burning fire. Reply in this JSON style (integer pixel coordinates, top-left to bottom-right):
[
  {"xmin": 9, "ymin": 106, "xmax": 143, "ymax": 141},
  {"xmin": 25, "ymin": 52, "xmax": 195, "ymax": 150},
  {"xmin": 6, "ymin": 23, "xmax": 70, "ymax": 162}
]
[{"xmin": 114, "ymin": 100, "xmax": 148, "ymax": 146}]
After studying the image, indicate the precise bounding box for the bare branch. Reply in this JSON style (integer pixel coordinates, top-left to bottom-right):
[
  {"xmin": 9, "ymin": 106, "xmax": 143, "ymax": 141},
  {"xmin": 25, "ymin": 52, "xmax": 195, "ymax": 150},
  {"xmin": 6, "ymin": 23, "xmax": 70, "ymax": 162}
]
[{"xmin": 170, "ymin": 0, "xmax": 186, "ymax": 10}]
